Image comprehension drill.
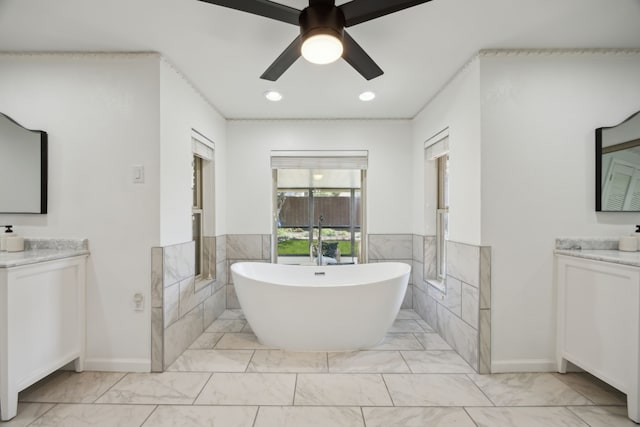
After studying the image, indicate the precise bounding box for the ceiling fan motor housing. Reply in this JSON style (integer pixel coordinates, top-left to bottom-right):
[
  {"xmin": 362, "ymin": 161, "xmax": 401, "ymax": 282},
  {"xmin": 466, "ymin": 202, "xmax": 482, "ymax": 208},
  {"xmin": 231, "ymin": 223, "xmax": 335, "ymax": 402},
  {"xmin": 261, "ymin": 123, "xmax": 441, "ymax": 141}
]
[{"xmin": 299, "ymin": 4, "xmax": 345, "ymax": 42}]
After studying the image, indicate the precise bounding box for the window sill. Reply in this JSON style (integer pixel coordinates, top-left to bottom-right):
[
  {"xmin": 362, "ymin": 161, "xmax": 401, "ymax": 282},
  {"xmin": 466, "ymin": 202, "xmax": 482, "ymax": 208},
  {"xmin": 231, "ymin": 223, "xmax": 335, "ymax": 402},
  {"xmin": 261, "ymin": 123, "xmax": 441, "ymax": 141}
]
[{"xmin": 426, "ymin": 278, "xmax": 446, "ymax": 293}]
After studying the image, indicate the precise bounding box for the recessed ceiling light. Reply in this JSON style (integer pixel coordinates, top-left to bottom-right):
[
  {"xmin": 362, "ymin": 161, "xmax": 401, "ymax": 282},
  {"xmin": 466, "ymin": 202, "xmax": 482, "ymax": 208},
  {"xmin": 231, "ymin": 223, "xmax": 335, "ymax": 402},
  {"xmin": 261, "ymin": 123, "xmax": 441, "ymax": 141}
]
[
  {"xmin": 264, "ymin": 90, "xmax": 283, "ymax": 102},
  {"xmin": 359, "ymin": 91, "xmax": 375, "ymax": 102}
]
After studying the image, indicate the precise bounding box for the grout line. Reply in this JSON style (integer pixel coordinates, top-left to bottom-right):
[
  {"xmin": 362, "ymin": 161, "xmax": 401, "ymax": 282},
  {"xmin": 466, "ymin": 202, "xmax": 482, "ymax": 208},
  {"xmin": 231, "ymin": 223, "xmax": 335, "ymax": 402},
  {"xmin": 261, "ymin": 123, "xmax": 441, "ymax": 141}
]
[
  {"xmin": 23, "ymin": 402, "xmax": 58, "ymax": 427},
  {"xmin": 360, "ymin": 406, "xmax": 367, "ymax": 427},
  {"xmin": 191, "ymin": 372, "xmax": 214, "ymax": 405},
  {"xmin": 138, "ymin": 404, "xmax": 159, "ymax": 426},
  {"xmin": 380, "ymin": 374, "xmax": 396, "ymax": 407},
  {"xmin": 251, "ymin": 406, "xmax": 260, "ymax": 427},
  {"xmin": 412, "ymin": 332, "xmax": 427, "ymax": 350},
  {"xmin": 398, "ymin": 351, "xmax": 413, "ymax": 374},
  {"xmin": 462, "ymin": 407, "xmax": 481, "ymax": 426},
  {"xmin": 92, "ymin": 372, "xmax": 129, "ymax": 403},
  {"xmin": 245, "ymin": 350, "xmax": 256, "ymax": 373},
  {"xmin": 465, "ymin": 373, "xmax": 496, "ymax": 407},
  {"xmin": 292, "ymin": 374, "xmax": 299, "ymax": 406}
]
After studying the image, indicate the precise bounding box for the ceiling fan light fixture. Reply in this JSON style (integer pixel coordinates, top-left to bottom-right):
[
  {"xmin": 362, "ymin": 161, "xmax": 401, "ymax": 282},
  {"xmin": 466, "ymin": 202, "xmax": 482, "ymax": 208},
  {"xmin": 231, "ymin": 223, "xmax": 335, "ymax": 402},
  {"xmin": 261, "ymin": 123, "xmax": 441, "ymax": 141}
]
[{"xmin": 301, "ymin": 33, "xmax": 343, "ymax": 65}]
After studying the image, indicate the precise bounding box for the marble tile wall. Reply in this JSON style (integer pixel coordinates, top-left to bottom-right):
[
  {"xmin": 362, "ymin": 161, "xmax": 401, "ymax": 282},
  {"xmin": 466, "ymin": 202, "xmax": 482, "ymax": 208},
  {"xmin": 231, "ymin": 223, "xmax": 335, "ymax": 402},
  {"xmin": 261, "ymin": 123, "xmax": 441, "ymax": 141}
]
[
  {"xmin": 368, "ymin": 234, "xmax": 414, "ymax": 309},
  {"xmin": 412, "ymin": 238, "xmax": 492, "ymax": 374},
  {"xmin": 225, "ymin": 234, "xmax": 272, "ymax": 309},
  {"xmin": 151, "ymin": 233, "xmax": 491, "ymax": 373},
  {"xmin": 151, "ymin": 236, "xmax": 226, "ymax": 371}
]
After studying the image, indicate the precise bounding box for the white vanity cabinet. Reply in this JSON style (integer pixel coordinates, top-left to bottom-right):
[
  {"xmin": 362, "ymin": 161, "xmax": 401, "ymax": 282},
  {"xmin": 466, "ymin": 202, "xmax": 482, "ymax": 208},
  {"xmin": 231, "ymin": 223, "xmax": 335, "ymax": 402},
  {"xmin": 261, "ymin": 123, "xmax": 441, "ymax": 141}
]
[
  {"xmin": 0, "ymin": 248, "xmax": 88, "ymax": 421},
  {"xmin": 555, "ymin": 252, "xmax": 640, "ymax": 422}
]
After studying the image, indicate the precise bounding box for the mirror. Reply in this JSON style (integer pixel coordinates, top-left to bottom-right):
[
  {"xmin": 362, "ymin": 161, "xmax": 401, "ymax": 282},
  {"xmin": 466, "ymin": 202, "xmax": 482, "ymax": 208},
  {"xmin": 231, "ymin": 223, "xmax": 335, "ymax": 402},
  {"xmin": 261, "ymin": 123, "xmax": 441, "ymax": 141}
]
[
  {"xmin": 596, "ymin": 110, "xmax": 640, "ymax": 211},
  {"xmin": 0, "ymin": 113, "xmax": 48, "ymax": 214}
]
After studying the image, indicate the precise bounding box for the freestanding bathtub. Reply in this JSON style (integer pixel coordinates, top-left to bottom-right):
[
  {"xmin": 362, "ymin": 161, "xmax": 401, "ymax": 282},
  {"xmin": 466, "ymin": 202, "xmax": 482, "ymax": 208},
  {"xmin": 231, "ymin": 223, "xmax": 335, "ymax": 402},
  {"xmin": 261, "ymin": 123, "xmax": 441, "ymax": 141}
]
[{"xmin": 230, "ymin": 262, "xmax": 411, "ymax": 351}]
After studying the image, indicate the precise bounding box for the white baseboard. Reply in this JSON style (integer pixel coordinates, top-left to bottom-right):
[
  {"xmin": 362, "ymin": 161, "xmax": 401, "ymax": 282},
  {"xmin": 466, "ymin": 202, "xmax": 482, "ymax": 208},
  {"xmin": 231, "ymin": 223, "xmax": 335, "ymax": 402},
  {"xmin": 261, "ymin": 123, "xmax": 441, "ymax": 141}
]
[
  {"xmin": 84, "ymin": 358, "xmax": 151, "ymax": 372},
  {"xmin": 491, "ymin": 359, "xmax": 557, "ymax": 373}
]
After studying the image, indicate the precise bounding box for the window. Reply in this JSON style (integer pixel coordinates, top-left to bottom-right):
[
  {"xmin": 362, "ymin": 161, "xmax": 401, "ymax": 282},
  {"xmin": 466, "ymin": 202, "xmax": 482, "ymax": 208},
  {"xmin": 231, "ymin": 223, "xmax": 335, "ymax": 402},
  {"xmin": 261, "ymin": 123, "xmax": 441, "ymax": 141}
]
[
  {"xmin": 276, "ymin": 186, "xmax": 361, "ymax": 262},
  {"xmin": 192, "ymin": 155, "xmax": 203, "ymax": 279},
  {"xmin": 191, "ymin": 131, "xmax": 215, "ymax": 283},
  {"xmin": 436, "ymin": 154, "xmax": 449, "ymax": 280},
  {"xmin": 270, "ymin": 151, "xmax": 368, "ymax": 264},
  {"xmin": 425, "ymin": 129, "xmax": 449, "ymax": 286}
]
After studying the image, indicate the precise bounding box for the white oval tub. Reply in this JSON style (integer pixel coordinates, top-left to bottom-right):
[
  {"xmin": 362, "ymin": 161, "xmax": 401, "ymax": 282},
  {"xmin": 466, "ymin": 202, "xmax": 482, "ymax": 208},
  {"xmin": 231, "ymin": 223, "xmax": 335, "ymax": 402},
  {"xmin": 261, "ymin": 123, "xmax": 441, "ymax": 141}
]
[{"xmin": 230, "ymin": 262, "xmax": 411, "ymax": 351}]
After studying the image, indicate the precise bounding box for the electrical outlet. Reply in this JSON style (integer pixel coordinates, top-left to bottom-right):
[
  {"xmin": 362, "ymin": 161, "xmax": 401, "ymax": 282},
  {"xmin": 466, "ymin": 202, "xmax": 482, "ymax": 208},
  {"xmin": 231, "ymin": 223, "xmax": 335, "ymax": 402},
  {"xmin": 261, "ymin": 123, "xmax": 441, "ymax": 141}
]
[{"xmin": 133, "ymin": 293, "xmax": 144, "ymax": 311}]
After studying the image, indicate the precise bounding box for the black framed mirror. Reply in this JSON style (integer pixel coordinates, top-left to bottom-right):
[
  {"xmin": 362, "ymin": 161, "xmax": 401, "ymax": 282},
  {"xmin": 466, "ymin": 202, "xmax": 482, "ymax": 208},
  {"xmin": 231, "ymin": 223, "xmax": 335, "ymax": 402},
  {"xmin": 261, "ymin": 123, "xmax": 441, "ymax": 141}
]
[
  {"xmin": 0, "ymin": 113, "xmax": 48, "ymax": 214},
  {"xmin": 596, "ymin": 110, "xmax": 640, "ymax": 212}
]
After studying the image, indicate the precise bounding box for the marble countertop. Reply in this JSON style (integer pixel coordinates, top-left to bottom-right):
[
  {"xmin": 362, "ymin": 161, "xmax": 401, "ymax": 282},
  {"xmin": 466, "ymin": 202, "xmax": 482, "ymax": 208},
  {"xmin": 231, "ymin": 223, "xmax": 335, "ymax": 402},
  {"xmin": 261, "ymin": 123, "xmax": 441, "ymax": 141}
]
[
  {"xmin": 0, "ymin": 238, "xmax": 89, "ymax": 268},
  {"xmin": 554, "ymin": 249, "xmax": 640, "ymax": 268}
]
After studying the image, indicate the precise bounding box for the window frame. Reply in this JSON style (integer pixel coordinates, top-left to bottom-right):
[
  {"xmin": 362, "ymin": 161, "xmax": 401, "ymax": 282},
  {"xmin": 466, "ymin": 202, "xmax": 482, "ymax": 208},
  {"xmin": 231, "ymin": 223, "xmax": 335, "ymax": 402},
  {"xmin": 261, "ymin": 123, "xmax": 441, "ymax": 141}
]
[
  {"xmin": 192, "ymin": 155, "xmax": 204, "ymax": 280},
  {"xmin": 436, "ymin": 154, "xmax": 449, "ymax": 282}
]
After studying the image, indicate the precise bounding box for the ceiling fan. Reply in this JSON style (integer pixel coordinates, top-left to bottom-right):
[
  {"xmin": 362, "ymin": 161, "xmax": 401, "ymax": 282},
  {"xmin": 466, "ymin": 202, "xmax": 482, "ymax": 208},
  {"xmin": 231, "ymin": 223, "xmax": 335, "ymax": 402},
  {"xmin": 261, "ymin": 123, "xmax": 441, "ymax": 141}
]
[{"xmin": 198, "ymin": 0, "xmax": 433, "ymax": 81}]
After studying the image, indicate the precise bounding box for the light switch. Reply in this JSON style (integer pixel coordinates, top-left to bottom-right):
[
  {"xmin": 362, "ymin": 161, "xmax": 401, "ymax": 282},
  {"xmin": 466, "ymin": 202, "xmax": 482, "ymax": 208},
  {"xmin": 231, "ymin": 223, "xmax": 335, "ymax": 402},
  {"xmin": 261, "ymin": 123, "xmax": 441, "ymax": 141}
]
[{"xmin": 132, "ymin": 165, "xmax": 144, "ymax": 184}]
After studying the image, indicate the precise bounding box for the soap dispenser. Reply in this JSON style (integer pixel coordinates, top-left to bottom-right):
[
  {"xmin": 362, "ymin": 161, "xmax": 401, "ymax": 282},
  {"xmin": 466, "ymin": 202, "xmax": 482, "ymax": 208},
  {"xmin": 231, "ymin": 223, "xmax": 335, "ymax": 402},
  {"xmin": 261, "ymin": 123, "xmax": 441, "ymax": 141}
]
[
  {"xmin": 5, "ymin": 226, "xmax": 24, "ymax": 252},
  {"xmin": 634, "ymin": 225, "xmax": 640, "ymax": 251},
  {"xmin": 0, "ymin": 225, "xmax": 13, "ymax": 252}
]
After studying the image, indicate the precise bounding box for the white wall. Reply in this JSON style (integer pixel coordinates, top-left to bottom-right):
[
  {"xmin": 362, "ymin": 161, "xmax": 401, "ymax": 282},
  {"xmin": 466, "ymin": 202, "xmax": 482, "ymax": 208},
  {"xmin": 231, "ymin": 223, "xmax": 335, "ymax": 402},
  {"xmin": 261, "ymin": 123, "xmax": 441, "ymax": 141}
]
[
  {"xmin": 412, "ymin": 50, "xmax": 640, "ymax": 372},
  {"xmin": 226, "ymin": 120, "xmax": 413, "ymax": 235},
  {"xmin": 0, "ymin": 53, "xmax": 227, "ymax": 371},
  {"xmin": 159, "ymin": 59, "xmax": 227, "ymax": 245},
  {"xmin": 0, "ymin": 53, "xmax": 161, "ymax": 371},
  {"xmin": 412, "ymin": 58, "xmax": 482, "ymax": 241},
  {"xmin": 479, "ymin": 51, "xmax": 640, "ymax": 371}
]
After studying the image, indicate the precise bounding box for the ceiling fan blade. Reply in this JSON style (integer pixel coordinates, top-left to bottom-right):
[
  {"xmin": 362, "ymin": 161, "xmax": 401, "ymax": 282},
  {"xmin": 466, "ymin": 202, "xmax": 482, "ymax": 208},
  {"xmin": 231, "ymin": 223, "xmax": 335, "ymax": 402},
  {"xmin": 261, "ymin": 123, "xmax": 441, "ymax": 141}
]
[
  {"xmin": 309, "ymin": 0, "xmax": 335, "ymax": 5},
  {"xmin": 260, "ymin": 36, "xmax": 303, "ymax": 81},
  {"xmin": 198, "ymin": 0, "xmax": 300, "ymax": 25},
  {"xmin": 342, "ymin": 31, "xmax": 383, "ymax": 80},
  {"xmin": 339, "ymin": 0, "xmax": 432, "ymax": 27}
]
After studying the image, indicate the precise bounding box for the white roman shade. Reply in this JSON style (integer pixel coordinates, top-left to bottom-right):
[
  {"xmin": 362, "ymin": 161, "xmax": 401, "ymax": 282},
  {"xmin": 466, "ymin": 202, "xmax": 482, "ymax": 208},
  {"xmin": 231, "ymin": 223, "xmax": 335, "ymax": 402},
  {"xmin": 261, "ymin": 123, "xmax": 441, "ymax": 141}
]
[
  {"xmin": 425, "ymin": 128, "xmax": 449, "ymax": 160},
  {"xmin": 192, "ymin": 129, "xmax": 214, "ymax": 160},
  {"xmin": 270, "ymin": 150, "xmax": 368, "ymax": 170}
]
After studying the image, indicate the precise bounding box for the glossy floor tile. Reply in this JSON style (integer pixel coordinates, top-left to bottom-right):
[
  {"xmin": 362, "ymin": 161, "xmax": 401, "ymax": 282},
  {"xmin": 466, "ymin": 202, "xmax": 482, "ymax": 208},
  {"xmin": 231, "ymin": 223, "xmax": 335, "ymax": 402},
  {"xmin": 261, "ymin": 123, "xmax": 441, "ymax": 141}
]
[
  {"xmin": 247, "ymin": 350, "xmax": 328, "ymax": 373},
  {"xmin": 295, "ymin": 373, "xmax": 393, "ymax": 406},
  {"xmin": 167, "ymin": 349, "xmax": 253, "ymax": 372},
  {"xmin": 29, "ymin": 404, "xmax": 155, "ymax": 427},
  {"xmin": 401, "ymin": 350, "xmax": 475, "ymax": 373},
  {"xmin": 254, "ymin": 406, "xmax": 364, "ymax": 427},
  {"xmin": 188, "ymin": 332, "xmax": 224, "ymax": 349},
  {"xmin": 553, "ymin": 372, "xmax": 627, "ymax": 405},
  {"xmin": 142, "ymin": 406, "xmax": 257, "ymax": 427},
  {"xmin": 370, "ymin": 333, "xmax": 424, "ymax": 350},
  {"xmin": 20, "ymin": 371, "xmax": 126, "ymax": 403},
  {"xmin": 362, "ymin": 407, "xmax": 477, "ymax": 427},
  {"xmin": 328, "ymin": 350, "xmax": 411, "ymax": 373},
  {"xmin": 384, "ymin": 373, "xmax": 493, "ymax": 406},
  {"xmin": 465, "ymin": 406, "xmax": 589, "ymax": 427},
  {"xmin": 95, "ymin": 372, "xmax": 210, "ymax": 405},
  {"xmin": 195, "ymin": 373, "xmax": 296, "ymax": 405},
  {"xmin": 9, "ymin": 309, "xmax": 636, "ymax": 427},
  {"xmin": 468, "ymin": 372, "xmax": 592, "ymax": 406},
  {"xmin": 568, "ymin": 405, "xmax": 639, "ymax": 427}
]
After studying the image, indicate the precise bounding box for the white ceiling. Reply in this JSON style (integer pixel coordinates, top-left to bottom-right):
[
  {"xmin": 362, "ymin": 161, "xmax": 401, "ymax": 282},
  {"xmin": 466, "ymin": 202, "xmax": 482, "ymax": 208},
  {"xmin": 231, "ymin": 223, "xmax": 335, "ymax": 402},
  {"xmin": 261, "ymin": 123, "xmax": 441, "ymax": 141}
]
[{"xmin": 1, "ymin": 0, "xmax": 639, "ymax": 119}]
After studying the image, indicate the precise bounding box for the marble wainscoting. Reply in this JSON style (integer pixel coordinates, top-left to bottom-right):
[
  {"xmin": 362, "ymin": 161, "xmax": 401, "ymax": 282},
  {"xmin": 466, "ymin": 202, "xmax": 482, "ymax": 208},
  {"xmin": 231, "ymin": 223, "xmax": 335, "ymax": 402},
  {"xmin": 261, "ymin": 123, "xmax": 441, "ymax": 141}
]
[
  {"xmin": 413, "ymin": 239, "xmax": 492, "ymax": 374},
  {"xmin": 368, "ymin": 234, "xmax": 414, "ymax": 309},
  {"xmin": 151, "ymin": 236, "xmax": 226, "ymax": 372},
  {"xmin": 225, "ymin": 234, "xmax": 272, "ymax": 309}
]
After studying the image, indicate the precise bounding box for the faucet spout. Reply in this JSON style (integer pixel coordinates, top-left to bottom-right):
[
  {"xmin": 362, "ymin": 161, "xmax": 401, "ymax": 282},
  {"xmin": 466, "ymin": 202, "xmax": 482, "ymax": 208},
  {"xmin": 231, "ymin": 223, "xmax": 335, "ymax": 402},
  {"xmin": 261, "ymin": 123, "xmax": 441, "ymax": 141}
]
[{"xmin": 317, "ymin": 215, "xmax": 324, "ymax": 266}]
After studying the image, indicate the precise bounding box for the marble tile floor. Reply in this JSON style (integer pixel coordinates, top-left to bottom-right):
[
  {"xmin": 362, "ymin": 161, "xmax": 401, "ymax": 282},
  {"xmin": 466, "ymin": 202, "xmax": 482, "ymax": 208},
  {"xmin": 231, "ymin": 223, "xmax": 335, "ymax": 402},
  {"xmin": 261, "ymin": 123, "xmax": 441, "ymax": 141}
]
[{"xmin": 5, "ymin": 309, "xmax": 635, "ymax": 426}]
